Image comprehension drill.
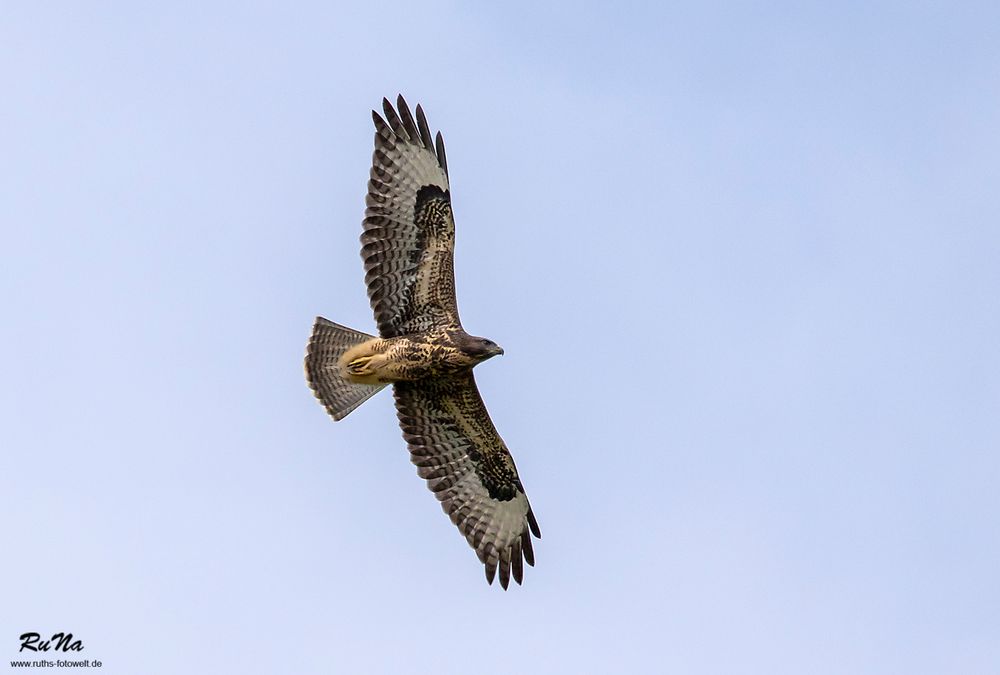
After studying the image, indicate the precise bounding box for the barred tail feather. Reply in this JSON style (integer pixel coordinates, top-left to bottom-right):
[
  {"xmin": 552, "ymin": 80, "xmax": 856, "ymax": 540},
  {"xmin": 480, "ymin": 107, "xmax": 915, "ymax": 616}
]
[{"xmin": 305, "ymin": 317, "xmax": 386, "ymax": 420}]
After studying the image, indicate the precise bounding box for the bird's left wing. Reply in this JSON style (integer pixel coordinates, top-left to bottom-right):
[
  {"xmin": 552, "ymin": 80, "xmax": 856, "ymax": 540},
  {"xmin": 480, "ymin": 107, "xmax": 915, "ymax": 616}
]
[{"xmin": 393, "ymin": 373, "xmax": 541, "ymax": 589}]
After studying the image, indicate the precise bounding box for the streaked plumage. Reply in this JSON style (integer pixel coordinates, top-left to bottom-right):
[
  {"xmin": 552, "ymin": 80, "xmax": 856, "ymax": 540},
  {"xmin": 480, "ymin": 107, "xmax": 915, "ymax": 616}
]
[{"xmin": 305, "ymin": 96, "xmax": 540, "ymax": 589}]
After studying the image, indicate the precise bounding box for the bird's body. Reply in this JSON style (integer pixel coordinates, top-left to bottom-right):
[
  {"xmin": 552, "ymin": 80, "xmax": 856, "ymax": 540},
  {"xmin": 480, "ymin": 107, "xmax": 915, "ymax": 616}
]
[
  {"xmin": 305, "ymin": 96, "xmax": 540, "ymax": 589},
  {"xmin": 339, "ymin": 328, "xmax": 501, "ymax": 385}
]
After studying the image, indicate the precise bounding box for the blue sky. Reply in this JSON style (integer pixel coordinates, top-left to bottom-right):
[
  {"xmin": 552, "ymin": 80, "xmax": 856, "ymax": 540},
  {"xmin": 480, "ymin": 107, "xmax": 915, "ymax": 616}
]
[{"xmin": 2, "ymin": 2, "xmax": 999, "ymax": 673}]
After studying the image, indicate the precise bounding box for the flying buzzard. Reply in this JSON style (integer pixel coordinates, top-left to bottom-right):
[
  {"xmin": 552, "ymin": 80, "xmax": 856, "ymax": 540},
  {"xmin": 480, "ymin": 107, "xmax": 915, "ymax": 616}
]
[{"xmin": 305, "ymin": 96, "xmax": 540, "ymax": 589}]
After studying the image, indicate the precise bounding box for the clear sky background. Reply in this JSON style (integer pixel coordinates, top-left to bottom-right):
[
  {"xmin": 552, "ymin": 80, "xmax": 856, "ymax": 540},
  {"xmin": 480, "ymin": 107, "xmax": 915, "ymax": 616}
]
[{"xmin": 2, "ymin": 2, "xmax": 999, "ymax": 673}]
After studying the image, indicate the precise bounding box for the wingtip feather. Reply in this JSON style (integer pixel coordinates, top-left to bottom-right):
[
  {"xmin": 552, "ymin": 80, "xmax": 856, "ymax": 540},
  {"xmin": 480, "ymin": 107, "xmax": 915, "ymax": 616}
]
[
  {"xmin": 528, "ymin": 509, "xmax": 541, "ymax": 538},
  {"xmin": 512, "ymin": 540, "xmax": 524, "ymax": 585},
  {"xmin": 521, "ymin": 529, "xmax": 535, "ymax": 567},
  {"xmin": 415, "ymin": 104, "xmax": 434, "ymax": 151},
  {"xmin": 435, "ymin": 131, "xmax": 448, "ymax": 176},
  {"xmin": 499, "ymin": 548, "xmax": 512, "ymax": 590},
  {"xmin": 396, "ymin": 95, "xmax": 419, "ymax": 141},
  {"xmin": 381, "ymin": 97, "xmax": 405, "ymax": 137}
]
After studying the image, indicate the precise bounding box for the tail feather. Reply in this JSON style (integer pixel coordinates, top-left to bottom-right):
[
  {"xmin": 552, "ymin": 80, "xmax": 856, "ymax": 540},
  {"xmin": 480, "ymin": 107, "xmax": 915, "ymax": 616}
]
[{"xmin": 305, "ymin": 317, "xmax": 386, "ymax": 420}]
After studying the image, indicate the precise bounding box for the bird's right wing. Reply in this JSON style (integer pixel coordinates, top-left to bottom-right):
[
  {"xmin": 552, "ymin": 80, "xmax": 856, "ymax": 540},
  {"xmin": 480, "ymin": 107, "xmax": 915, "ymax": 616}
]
[{"xmin": 362, "ymin": 96, "xmax": 461, "ymax": 338}]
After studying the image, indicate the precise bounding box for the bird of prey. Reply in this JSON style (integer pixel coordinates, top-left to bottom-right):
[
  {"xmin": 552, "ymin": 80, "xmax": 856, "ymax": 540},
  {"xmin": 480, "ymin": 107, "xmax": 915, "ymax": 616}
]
[{"xmin": 305, "ymin": 96, "xmax": 540, "ymax": 589}]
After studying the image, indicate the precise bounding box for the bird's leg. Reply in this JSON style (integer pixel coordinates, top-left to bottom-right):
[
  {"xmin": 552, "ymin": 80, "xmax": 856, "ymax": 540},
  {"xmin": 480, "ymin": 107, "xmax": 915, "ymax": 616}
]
[{"xmin": 346, "ymin": 355, "xmax": 375, "ymax": 376}]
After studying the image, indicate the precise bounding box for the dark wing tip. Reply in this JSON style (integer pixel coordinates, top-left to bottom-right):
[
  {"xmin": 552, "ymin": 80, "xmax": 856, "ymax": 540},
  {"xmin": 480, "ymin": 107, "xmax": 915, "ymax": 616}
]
[
  {"xmin": 435, "ymin": 131, "xmax": 448, "ymax": 176},
  {"xmin": 528, "ymin": 509, "xmax": 541, "ymax": 539},
  {"xmin": 395, "ymin": 95, "xmax": 420, "ymax": 141},
  {"xmin": 415, "ymin": 104, "xmax": 434, "ymax": 151},
  {"xmin": 512, "ymin": 540, "xmax": 524, "ymax": 585},
  {"xmin": 521, "ymin": 529, "xmax": 535, "ymax": 567},
  {"xmin": 381, "ymin": 97, "xmax": 405, "ymax": 137},
  {"xmin": 499, "ymin": 552, "xmax": 511, "ymax": 590},
  {"xmin": 371, "ymin": 110, "xmax": 394, "ymax": 143},
  {"xmin": 378, "ymin": 98, "xmax": 393, "ymax": 128},
  {"xmin": 373, "ymin": 96, "xmax": 448, "ymax": 176}
]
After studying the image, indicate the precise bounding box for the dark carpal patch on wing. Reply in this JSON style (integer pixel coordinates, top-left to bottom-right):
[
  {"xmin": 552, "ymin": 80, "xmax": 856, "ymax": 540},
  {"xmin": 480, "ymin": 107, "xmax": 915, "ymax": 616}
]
[
  {"xmin": 434, "ymin": 381, "xmax": 519, "ymax": 502},
  {"xmin": 477, "ymin": 461, "xmax": 519, "ymax": 501},
  {"xmin": 414, "ymin": 185, "xmax": 452, "ymax": 241},
  {"xmin": 465, "ymin": 433, "xmax": 520, "ymax": 501},
  {"xmin": 385, "ymin": 186, "xmax": 458, "ymax": 336}
]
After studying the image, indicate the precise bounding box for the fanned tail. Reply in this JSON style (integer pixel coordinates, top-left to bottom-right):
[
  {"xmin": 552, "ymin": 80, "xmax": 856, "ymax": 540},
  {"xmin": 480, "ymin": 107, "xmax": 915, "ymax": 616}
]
[{"xmin": 305, "ymin": 317, "xmax": 386, "ymax": 420}]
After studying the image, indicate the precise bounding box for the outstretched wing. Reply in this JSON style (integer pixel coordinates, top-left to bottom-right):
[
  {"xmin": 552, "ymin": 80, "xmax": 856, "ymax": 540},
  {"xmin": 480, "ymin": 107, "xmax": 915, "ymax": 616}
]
[
  {"xmin": 363, "ymin": 96, "xmax": 460, "ymax": 338},
  {"xmin": 394, "ymin": 373, "xmax": 541, "ymax": 589}
]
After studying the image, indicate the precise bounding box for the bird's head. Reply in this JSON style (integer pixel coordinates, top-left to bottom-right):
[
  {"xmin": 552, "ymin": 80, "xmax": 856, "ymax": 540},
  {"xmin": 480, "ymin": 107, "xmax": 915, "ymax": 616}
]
[{"xmin": 462, "ymin": 335, "xmax": 504, "ymax": 362}]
